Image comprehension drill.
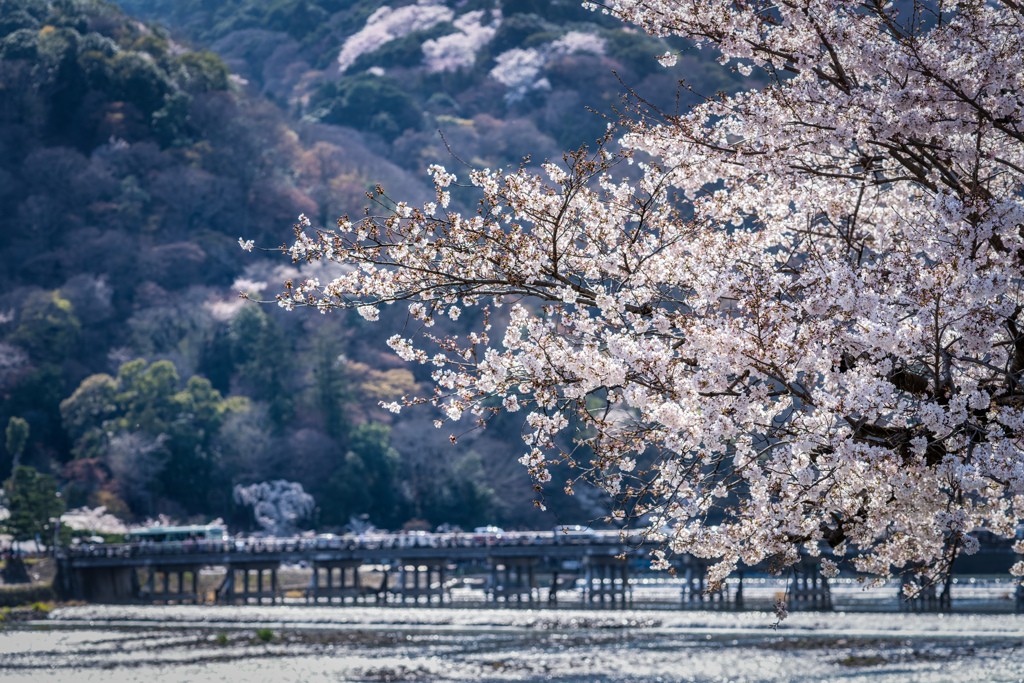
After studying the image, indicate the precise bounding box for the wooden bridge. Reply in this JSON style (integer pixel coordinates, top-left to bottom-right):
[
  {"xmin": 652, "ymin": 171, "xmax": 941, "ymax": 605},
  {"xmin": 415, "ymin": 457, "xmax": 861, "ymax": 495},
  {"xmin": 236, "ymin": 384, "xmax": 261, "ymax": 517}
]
[{"xmin": 52, "ymin": 531, "xmax": 1023, "ymax": 611}]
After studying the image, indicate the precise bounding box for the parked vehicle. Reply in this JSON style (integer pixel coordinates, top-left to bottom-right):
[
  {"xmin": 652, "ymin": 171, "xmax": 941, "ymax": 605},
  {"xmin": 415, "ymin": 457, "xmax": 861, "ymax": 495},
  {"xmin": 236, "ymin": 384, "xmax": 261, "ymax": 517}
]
[
  {"xmin": 552, "ymin": 525, "xmax": 598, "ymax": 544},
  {"xmin": 472, "ymin": 526, "xmax": 505, "ymax": 545},
  {"xmin": 126, "ymin": 524, "xmax": 228, "ymax": 543}
]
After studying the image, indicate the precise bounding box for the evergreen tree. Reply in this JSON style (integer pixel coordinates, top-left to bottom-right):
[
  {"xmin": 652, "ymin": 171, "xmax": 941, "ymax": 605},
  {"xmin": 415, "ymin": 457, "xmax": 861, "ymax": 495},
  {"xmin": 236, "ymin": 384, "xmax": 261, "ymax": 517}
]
[
  {"xmin": 3, "ymin": 465, "xmax": 64, "ymax": 545},
  {"xmin": 4, "ymin": 416, "xmax": 28, "ymax": 473}
]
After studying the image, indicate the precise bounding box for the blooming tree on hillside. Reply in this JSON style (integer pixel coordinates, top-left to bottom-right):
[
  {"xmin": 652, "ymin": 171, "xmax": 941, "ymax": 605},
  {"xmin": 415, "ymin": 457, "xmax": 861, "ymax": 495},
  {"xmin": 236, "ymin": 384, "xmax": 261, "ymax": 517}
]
[
  {"xmin": 234, "ymin": 480, "xmax": 315, "ymax": 537},
  {"xmin": 422, "ymin": 10, "xmax": 501, "ymax": 72},
  {"xmin": 261, "ymin": 0, "xmax": 1024, "ymax": 595},
  {"xmin": 488, "ymin": 31, "xmax": 608, "ymax": 102},
  {"xmin": 336, "ymin": 1, "xmax": 456, "ymax": 73}
]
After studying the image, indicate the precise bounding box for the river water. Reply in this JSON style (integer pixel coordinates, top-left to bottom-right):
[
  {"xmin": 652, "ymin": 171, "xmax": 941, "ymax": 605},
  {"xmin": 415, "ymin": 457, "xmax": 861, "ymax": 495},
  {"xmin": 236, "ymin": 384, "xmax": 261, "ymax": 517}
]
[{"xmin": 2, "ymin": 605, "xmax": 1024, "ymax": 682}]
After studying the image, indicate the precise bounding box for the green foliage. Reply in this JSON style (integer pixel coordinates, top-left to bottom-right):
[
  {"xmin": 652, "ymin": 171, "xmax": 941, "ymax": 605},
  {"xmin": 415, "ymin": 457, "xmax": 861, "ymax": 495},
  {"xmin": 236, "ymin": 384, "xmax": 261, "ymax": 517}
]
[
  {"xmin": 309, "ymin": 74, "xmax": 421, "ymax": 142},
  {"xmin": 59, "ymin": 374, "xmax": 117, "ymax": 459},
  {"xmin": 0, "ymin": 583, "xmax": 56, "ymax": 608},
  {"xmin": 111, "ymin": 50, "xmax": 173, "ymax": 114},
  {"xmin": 5, "ymin": 417, "xmax": 29, "ymax": 464},
  {"xmin": 488, "ymin": 13, "xmax": 558, "ymax": 56},
  {"xmin": 229, "ymin": 307, "xmax": 294, "ymax": 425},
  {"xmin": 420, "ymin": 452, "xmax": 495, "ymax": 529},
  {"xmin": 131, "ymin": 33, "xmax": 171, "ymax": 63},
  {"xmin": 0, "ymin": 28, "xmax": 38, "ymax": 59},
  {"xmin": 313, "ymin": 337, "xmax": 349, "ymax": 439},
  {"xmin": 114, "ymin": 359, "xmax": 182, "ymax": 434},
  {"xmin": 152, "ymin": 91, "xmax": 194, "ymax": 148},
  {"xmin": 60, "ymin": 360, "xmax": 246, "ymax": 513},
  {"xmin": 323, "ymin": 422, "xmax": 402, "ymax": 528},
  {"xmin": 0, "ymin": 365, "xmax": 67, "ymax": 470},
  {"xmin": 500, "ymin": 0, "xmax": 611, "ymax": 24},
  {"xmin": 10, "ymin": 291, "xmax": 81, "ymax": 363},
  {"xmin": 0, "ymin": 0, "xmax": 47, "ymax": 37},
  {"xmin": 604, "ymin": 29, "xmax": 671, "ymax": 79},
  {"xmin": 2, "ymin": 466, "xmax": 65, "ymax": 543},
  {"xmin": 114, "ymin": 0, "xmax": 360, "ymax": 44},
  {"xmin": 175, "ymin": 50, "xmax": 230, "ymax": 93},
  {"xmin": 270, "ymin": 0, "xmax": 328, "ymax": 41},
  {"xmin": 255, "ymin": 627, "xmax": 273, "ymax": 642}
]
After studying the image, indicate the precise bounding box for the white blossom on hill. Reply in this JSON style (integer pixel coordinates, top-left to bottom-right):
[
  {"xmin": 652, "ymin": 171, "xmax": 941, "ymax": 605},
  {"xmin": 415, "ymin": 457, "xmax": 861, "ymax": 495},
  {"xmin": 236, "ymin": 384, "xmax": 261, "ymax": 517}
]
[
  {"xmin": 61, "ymin": 507, "xmax": 129, "ymax": 535},
  {"xmin": 337, "ymin": 0, "xmax": 454, "ymax": 73},
  {"xmin": 550, "ymin": 31, "xmax": 606, "ymax": 57},
  {"xmin": 489, "ymin": 30, "xmax": 608, "ymax": 102},
  {"xmin": 488, "ymin": 48, "xmax": 550, "ymax": 102},
  {"xmin": 422, "ymin": 9, "xmax": 500, "ymax": 72},
  {"xmin": 233, "ymin": 480, "xmax": 314, "ymax": 537}
]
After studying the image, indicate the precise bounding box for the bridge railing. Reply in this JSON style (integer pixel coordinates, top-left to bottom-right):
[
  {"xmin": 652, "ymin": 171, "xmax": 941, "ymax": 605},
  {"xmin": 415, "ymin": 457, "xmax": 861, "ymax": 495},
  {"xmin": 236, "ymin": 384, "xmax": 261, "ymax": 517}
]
[{"xmin": 57, "ymin": 529, "xmax": 635, "ymax": 560}]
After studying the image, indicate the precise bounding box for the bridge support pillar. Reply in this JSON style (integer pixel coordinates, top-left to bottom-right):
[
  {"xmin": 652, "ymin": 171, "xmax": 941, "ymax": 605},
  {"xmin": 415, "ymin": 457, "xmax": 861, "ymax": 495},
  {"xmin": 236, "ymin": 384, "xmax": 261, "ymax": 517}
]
[
  {"xmin": 393, "ymin": 559, "xmax": 448, "ymax": 604},
  {"xmin": 583, "ymin": 555, "xmax": 630, "ymax": 607},
  {"xmin": 58, "ymin": 564, "xmax": 140, "ymax": 602},
  {"xmin": 678, "ymin": 559, "xmax": 730, "ymax": 610},
  {"xmin": 898, "ymin": 574, "xmax": 948, "ymax": 612},
  {"xmin": 140, "ymin": 566, "xmax": 201, "ymax": 604},
  {"xmin": 487, "ymin": 557, "xmax": 537, "ymax": 605},
  {"xmin": 308, "ymin": 560, "xmax": 364, "ymax": 604},
  {"xmin": 790, "ymin": 562, "xmax": 832, "ymax": 611},
  {"xmin": 218, "ymin": 562, "xmax": 279, "ymax": 604}
]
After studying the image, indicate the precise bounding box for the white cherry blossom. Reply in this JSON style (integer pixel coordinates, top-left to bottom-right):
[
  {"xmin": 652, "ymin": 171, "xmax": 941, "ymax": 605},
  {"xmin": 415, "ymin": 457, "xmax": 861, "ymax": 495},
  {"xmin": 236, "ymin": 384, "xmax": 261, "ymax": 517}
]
[{"xmin": 268, "ymin": 0, "xmax": 1024, "ymax": 591}]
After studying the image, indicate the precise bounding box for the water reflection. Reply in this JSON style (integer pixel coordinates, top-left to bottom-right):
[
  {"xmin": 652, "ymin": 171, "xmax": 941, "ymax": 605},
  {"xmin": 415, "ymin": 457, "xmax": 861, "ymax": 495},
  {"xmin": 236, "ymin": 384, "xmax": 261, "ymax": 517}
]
[{"xmin": 2, "ymin": 606, "xmax": 1023, "ymax": 682}]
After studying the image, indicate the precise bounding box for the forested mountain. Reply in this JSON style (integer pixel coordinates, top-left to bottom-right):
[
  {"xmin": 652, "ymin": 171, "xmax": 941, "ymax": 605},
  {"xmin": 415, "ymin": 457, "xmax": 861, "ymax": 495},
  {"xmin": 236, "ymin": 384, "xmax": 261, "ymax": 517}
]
[
  {"xmin": 115, "ymin": 0, "xmax": 746, "ymax": 174},
  {"xmin": 0, "ymin": 0, "xmax": 752, "ymax": 532}
]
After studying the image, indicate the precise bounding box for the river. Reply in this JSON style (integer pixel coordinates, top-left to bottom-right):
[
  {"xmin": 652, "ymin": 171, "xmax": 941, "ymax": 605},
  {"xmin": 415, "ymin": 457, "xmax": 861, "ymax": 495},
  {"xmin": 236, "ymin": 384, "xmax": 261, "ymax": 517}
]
[{"xmin": 2, "ymin": 605, "xmax": 1023, "ymax": 682}]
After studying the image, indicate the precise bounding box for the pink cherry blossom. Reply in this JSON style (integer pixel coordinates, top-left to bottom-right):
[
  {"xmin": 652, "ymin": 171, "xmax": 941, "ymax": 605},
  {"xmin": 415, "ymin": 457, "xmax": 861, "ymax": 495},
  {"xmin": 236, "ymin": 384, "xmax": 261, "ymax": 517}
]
[{"xmin": 266, "ymin": 0, "xmax": 1024, "ymax": 591}]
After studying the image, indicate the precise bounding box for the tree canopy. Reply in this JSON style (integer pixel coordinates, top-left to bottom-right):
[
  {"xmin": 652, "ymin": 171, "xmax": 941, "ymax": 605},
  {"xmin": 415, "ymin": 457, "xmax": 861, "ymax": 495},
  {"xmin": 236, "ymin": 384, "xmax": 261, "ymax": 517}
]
[
  {"xmin": 270, "ymin": 0, "xmax": 1024, "ymax": 600},
  {"xmin": 3, "ymin": 465, "xmax": 65, "ymax": 543}
]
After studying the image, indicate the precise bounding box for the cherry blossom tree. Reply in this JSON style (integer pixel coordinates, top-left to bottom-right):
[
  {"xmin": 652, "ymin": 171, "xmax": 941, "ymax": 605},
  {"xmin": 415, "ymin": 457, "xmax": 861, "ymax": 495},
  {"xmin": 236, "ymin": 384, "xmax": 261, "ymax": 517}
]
[
  {"xmin": 422, "ymin": 10, "xmax": 501, "ymax": 73},
  {"xmin": 258, "ymin": 0, "xmax": 1024, "ymax": 596},
  {"xmin": 233, "ymin": 480, "xmax": 314, "ymax": 537},
  {"xmin": 336, "ymin": 1, "xmax": 457, "ymax": 74},
  {"xmin": 61, "ymin": 506, "xmax": 129, "ymax": 536}
]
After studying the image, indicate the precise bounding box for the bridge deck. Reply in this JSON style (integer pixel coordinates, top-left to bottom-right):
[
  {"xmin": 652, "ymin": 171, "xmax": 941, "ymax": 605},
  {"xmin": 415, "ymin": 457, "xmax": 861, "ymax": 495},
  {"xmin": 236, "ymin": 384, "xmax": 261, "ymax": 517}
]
[{"xmin": 54, "ymin": 532, "xmax": 1022, "ymax": 611}]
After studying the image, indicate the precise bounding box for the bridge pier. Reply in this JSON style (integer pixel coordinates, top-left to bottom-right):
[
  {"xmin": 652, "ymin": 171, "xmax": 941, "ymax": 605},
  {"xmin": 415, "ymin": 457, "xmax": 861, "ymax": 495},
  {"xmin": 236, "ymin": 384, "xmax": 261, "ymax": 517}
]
[
  {"xmin": 392, "ymin": 559, "xmax": 448, "ymax": 604},
  {"xmin": 307, "ymin": 559, "xmax": 366, "ymax": 604},
  {"xmin": 487, "ymin": 557, "xmax": 537, "ymax": 605},
  {"xmin": 678, "ymin": 559, "xmax": 730, "ymax": 610},
  {"xmin": 898, "ymin": 575, "xmax": 949, "ymax": 612},
  {"xmin": 789, "ymin": 562, "xmax": 832, "ymax": 611},
  {"xmin": 217, "ymin": 562, "xmax": 279, "ymax": 604},
  {"xmin": 141, "ymin": 565, "xmax": 201, "ymax": 604},
  {"xmin": 583, "ymin": 555, "xmax": 630, "ymax": 607},
  {"xmin": 56, "ymin": 562, "xmax": 140, "ymax": 602}
]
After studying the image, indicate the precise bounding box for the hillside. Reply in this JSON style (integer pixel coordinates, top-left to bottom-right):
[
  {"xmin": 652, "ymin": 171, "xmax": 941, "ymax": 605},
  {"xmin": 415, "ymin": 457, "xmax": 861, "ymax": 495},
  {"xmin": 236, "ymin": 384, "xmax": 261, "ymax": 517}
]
[
  {"xmin": 114, "ymin": 0, "xmax": 753, "ymax": 177},
  {"xmin": 0, "ymin": 0, "xmax": 753, "ymax": 533}
]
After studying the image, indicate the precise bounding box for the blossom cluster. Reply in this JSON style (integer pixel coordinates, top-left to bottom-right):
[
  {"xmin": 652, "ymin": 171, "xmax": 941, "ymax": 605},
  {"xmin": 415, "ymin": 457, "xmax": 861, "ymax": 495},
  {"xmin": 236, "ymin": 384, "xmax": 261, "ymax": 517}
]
[
  {"xmin": 270, "ymin": 0, "xmax": 1024, "ymax": 590},
  {"xmin": 61, "ymin": 506, "xmax": 129, "ymax": 535},
  {"xmin": 422, "ymin": 10, "xmax": 500, "ymax": 73},
  {"xmin": 488, "ymin": 30, "xmax": 608, "ymax": 102},
  {"xmin": 336, "ymin": 0, "xmax": 455, "ymax": 73}
]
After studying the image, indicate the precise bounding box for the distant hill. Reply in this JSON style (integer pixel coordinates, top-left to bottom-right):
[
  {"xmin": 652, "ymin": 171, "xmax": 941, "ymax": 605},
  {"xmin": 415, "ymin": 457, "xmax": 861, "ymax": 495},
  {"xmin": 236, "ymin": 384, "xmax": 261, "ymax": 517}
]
[
  {"xmin": 113, "ymin": 0, "xmax": 754, "ymax": 171},
  {"xmin": 0, "ymin": 0, "xmax": 753, "ymax": 534}
]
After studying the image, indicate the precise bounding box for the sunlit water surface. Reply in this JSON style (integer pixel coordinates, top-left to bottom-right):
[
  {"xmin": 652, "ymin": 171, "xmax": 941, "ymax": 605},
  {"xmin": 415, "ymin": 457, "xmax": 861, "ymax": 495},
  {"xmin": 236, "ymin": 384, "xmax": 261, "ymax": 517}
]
[{"xmin": 2, "ymin": 605, "xmax": 1024, "ymax": 682}]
